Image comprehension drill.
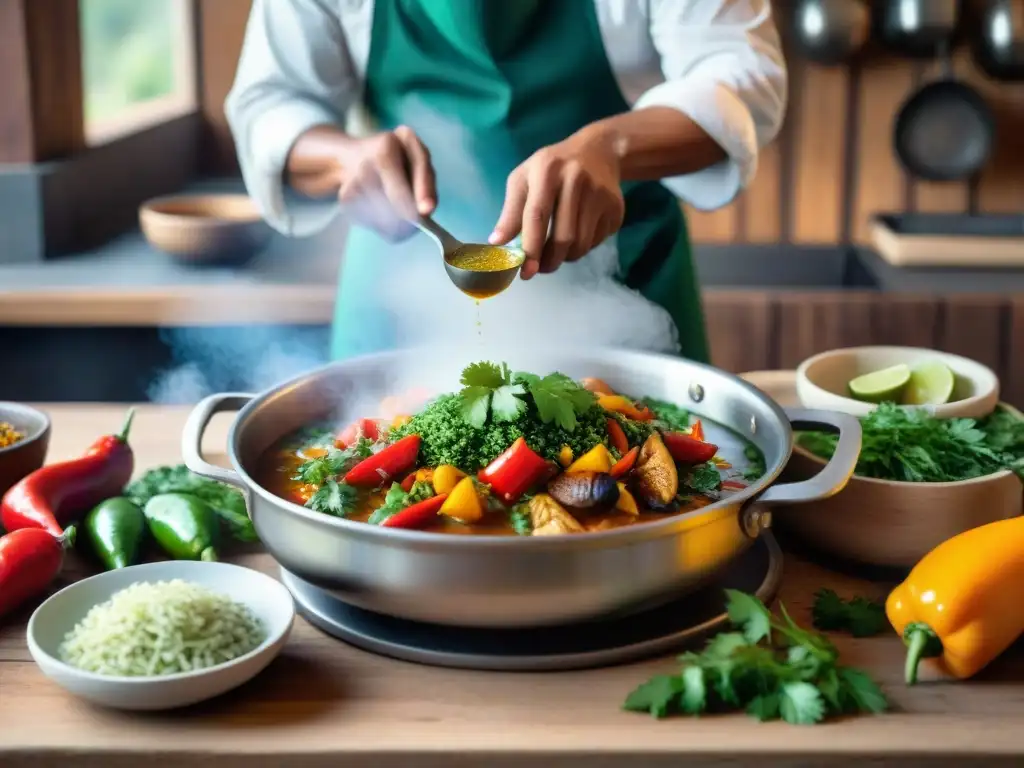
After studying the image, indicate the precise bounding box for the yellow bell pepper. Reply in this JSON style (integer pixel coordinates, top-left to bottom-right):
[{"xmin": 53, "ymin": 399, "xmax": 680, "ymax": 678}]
[
  {"xmin": 568, "ymin": 444, "xmax": 613, "ymax": 473},
  {"xmin": 558, "ymin": 445, "xmax": 574, "ymax": 468},
  {"xmin": 615, "ymin": 483, "xmax": 639, "ymax": 516},
  {"xmin": 439, "ymin": 476, "xmax": 484, "ymax": 524},
  {"xmin": 432, "ymin": 465, "xmax": 466, "ymax": 495},
  {"xmin": 886, "ymin": 516, "xmax": 1024, "ymax": 685}
]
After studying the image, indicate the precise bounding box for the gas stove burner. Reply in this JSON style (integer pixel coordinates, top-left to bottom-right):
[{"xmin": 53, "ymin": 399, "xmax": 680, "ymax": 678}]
[{"xmin": 280, "ymin": 533, "xmax": 782, "ymax": 672}]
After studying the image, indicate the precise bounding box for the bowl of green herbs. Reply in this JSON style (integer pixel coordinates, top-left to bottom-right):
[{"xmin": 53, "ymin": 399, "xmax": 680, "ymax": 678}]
[{"xmin": 778, "ymin": 401, "xmax": 1024, "ymax": 569}]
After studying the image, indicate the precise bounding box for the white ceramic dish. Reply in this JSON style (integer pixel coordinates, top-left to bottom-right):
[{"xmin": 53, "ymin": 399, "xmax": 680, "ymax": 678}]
[
  {"xmin": 796, "ymin": 346, "xmax": 999, "ymax": 419},
  {"xmin": 26, "ymin": 560, "xmax": 295, "ymax": 711}
]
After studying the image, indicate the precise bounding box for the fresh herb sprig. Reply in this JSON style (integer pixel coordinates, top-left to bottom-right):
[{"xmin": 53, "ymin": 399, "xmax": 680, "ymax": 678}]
[
  {"xmin": 306, "ymin": 479, "xmax": 359, "ymax": 517},
  {"xmin": 367, "ymin": 481, "xmax": 436, "ymax": 525},
  {"xmin": 458, "ymin": 361, "xmax": 596, "ymax": 432},
  {"xmin": 811, "ymin": 589, "xmax": 887, "ymax": 638},
  {"xmin": 798, "ymin": 402, "xmax": 1024, "ymax": 483},
  {"xmin": 293, "ymin": 438, "xmax": 374, "ymax": 486},
  {"xmin": 623, "ymin": 590, "xmax": 887, "ymax": 725}
]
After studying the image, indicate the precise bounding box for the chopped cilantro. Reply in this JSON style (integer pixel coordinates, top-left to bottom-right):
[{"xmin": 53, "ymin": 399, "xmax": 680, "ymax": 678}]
[
  {"xmin": 811, "ymin": 588, "xmax": 886, "ymax": 638},
  {"xmin": 294, "ymin": 438, "xmax": 374, "ymax": 486},
  {"xmin": 509, "ymin": 503, "xmax": 533, "ymax": 535},
  {"xmin": 367, "ymin": 481, "xmax": 435, "ymax": 525},
  {"xmin": 640, "ymin": 397, "xmax": 690, "ymax": 432},
  {"xmin": 741, "ymin": 443, "xmax": 767, "ymax": 481},
  {"xmin": 624, "ymin": 590, "xmax": 887, "ymax": 725},
  {"xmin": 683, "ymin": 462, "xmax": 721, "ymax": 494},
  {"xmin": 306, "ymin": 479, "xmax": 358, "ymax": 517},
  {"xmin": 515, "ymin": 371, "xmax": 596, "ymax": 432}
]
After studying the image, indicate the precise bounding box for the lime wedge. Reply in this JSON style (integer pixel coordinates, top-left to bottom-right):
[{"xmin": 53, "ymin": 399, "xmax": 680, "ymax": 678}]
[
  {"xmin": 848, "ymin": 364, "xmax": 911, "ymax": 403},
  {"xmin": 903, "ymin": 361, "xmax": 956, "ymax": 405}
]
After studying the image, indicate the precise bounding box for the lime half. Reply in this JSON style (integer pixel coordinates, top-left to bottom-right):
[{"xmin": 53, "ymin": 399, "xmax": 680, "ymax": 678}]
[
  {"xmin": 848, "ymin": 364, "xmax": 911, "ymax": 403},
  {"xmin": 904, "ymin": 361, "xmax": 956, "ymax": 405}
]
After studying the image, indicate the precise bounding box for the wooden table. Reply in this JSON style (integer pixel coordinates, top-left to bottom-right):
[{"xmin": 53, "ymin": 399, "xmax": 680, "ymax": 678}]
[{"xmin": 2, "ymin": 404, "xmax": 1024, "ymax": 768}]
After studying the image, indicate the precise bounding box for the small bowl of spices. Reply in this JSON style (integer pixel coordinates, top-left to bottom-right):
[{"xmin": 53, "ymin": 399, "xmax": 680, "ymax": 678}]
[{"xmin": 0, "ymin": 402, "xmax": 50, "ymax": 498}]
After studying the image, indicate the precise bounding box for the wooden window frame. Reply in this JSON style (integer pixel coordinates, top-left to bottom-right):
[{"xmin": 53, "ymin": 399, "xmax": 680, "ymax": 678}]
[{"xmin": 0, "ymin": 0, "xmax": 204, "ymax": 263}]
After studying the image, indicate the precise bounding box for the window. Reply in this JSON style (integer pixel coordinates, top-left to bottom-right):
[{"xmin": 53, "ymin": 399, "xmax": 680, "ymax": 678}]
[{"xmin": 79, "ymin": 0, "xmax": 198, "ymax": 146}]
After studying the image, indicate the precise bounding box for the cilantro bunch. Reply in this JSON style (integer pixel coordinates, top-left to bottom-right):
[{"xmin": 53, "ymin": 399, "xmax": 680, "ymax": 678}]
[
  {"xmin": 295, "ymin": 438, "xmax": 374, "ymax": 517},
  {"xmin": 624, "ymin": 590, "xmax": 887, "ymax": 725},
  {"xmin": 459, "ymin": 362, "xmax": 596, "ymax": 431}
]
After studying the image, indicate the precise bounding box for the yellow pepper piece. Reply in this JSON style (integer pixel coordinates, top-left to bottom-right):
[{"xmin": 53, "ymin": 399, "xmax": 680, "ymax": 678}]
[
  {"xmin": 558, "ymin": 445, "xmax": 574, "ymax": 467},
  {"xmin": 886, "ymin": 516, "xmax": 1024, "ymax": 685},
  {"xmin": 597, "ymin": 395, "xmax": 653, "ymax": 422},
  {"xmin": 615, "ymin": 483, "xmax": 639, "ymax": 516},
  {"xmin": 439, "ymin": 476, "xmax": 484, "ymax": 524},
  {"xmin": 568, "ymin": 443, "xmax": 613, "ymax": 473},
  {"xmin": 390, "ymin": 414, "xmax": 412, "ymax": 429},
  {"xmin": 432, "ymin": 465, "xmax": 465, "ymax": 495}
]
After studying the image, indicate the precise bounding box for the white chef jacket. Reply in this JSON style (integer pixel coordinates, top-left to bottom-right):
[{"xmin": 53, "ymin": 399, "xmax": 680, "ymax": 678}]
[{"xmin": 226, "ymin": 0, "xmax": 788, "ymax": 238}]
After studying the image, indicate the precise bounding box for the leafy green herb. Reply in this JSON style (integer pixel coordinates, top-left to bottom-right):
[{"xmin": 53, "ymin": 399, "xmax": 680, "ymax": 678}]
[
  {"xmin": 367, "ymin": 481, "xmax": 435, "ymax": 525},
  {"xmin": 798, "ymin": 402, "xmax": 1024, "ymax": 483},
  {"xmin": 640, "ymin": 397, "xmax": 690, "ymax": 432},
  {"xmin": 293, "ymin": 438, "xmax": 374, "ymax": 486},
  {"xmin": 515, "ymin": 371, "xmax": 596, "ymax": 432},
  {"xmin": 811, "ymin": 589, "xmax": 886, "ymax": 638},
  {"xmin": 459, "ymin": 362, "xmax": 527, "ymax": 428},
  {"xmin": 306, "ymin": 479, "xmax": 358, "ymax": 517},
  {"xmin": 125, "ymin": 464, "xmax": 257, "ymax": 542},
  {"xmin": 741, "ymin": 444, "xmax": 767, "ymax": 482},
  {"xmin": 509, "ymin": 503, "xmax": 533, "ymax": 536},
  {"xmin": 683, "ymin": 462, "xmax": 722, "ymax": 494},
  {"xmin": 623, "ymin": 590, "xmax": 887, "ymax": 725}
]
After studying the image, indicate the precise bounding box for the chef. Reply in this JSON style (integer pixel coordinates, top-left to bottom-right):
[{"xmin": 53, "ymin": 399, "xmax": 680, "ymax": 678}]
[{"xmin": 226, "ymin": 0, "xmax": 787, "ymax": 361}]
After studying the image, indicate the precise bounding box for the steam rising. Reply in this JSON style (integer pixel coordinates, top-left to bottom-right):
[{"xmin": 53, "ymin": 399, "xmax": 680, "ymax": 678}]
[{"xmin": 148, "ymin": 100, "xmax": 678, "ymax": 406}]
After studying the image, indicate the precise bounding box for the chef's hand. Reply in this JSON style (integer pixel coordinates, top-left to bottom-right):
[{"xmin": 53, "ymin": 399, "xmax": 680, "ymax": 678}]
[
  {"xmin": 336, "ymin": 126, "xmax": 436, "ymax": 241},
  {"xmin": 490, "ymin": 127, "xmax": 625, "ymax": 279}
]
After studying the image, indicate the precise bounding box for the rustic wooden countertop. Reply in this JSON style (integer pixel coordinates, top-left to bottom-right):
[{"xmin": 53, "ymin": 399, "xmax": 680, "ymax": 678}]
[{"xmin": 2, "ymin": 402, "xmax": 1024, "ymax": 768}]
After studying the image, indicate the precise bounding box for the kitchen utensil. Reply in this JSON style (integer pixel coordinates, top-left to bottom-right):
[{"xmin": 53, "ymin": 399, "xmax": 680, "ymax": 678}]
[
  {"xmin": 877, "ymin": 0, "xmax": 962, "ymax": 58},
  {"xmin": 182, "ymin": 346, "xmax": 860, "ymax": 628},
  {"xmin": 743, "ymin": 370, "xmax": 1022, "ymax": 570},
  {"xmin": 26, "ymin": 560, "xmax": 295, "ymax": 711},
  {"xmin": 974, "ymin": 0, "xmax": 1024, "ymax": 81},
  {"xmin": 414, "ymin": 215, "xmax": 525, "ymax": 299},
  {"xmin": 870, "ymin": 213, "xmax": 1024, "ymax": 267},
  {"xmin": 893, "ymin": 46, "xmax": 994, "ymax": 181},
  {"xmin": 0, "ymin": 402, "xmax": 50, "ymax": 498},
  {"xmin": 139, "ymin": 194, "xmax": 273, "ymax": 267},
  {"xmin": 791, "ymin": 0, "xmax": 872, "ymax": 65},
  {"xmin": 282, "ymin": 532, "xmax": 782, "ymax": 671},
  {"xmin": 796, "ymin": 345, "xmax": 999, "ymax": 419}
]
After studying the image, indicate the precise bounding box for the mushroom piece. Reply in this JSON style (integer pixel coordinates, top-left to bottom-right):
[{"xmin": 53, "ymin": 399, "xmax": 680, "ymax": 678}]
[
  {"xmin": 528, "ymin": 493, "xmax": 585, "ymax": 536},
  {"xmin": 633, "ymin": 433, "xmax": 679, "ymax": 508},
  {"xmin": 546, "ymin": 471, "xmax": 619, "ymax": 511}
]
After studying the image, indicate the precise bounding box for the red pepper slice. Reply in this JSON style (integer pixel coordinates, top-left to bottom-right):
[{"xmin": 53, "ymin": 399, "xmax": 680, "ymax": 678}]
[
  {"xmin": 662, "ymin": 431, "xmax": 719, "ymax": 464},
  {"xmin": 344, "ymin": 434, "xmax": 421, "ymax": 488},
  {"xmin": 610, "ymin": 446, "xmax": 639, "ymax": 479},
  {"xmin": 0, "ymin": 526, "xmax": 75, "ymax": 617},
  {"xmin": 477, "ymin": 437, "xmax": 550, "ymax": 505},
  {"xmin": 689, "ymin": 419, "xmax": 705, "ymax": 442},
  {"xmin": 380, "ymin": 493, "xmax": 448, "ymax": 529},
  {"xmin": 1, "ymin": 409, "xmax": 135, "ymax": 537},
  {"xmin": 399, "ymin": 473, "xmax": 417, "ymax": 492},
  {"xmin": 606, "ymin": 418, "xmax": 629, "ymax": 455},
  {"xmin": 336, "ymin": 418, "xmax": 381, "ymax": 449},
  {"xmin": 721, "ymin": 479, "xmax": 747, "ymax": 491}
]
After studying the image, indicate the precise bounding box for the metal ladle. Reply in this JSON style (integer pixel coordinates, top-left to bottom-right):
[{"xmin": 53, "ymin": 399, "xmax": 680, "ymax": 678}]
[{"xmin": 414, "ymin": 215, "xmax": 526, "ymax": 300}]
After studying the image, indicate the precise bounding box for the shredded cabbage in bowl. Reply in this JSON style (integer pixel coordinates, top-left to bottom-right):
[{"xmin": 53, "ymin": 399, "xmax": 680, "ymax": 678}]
[{"xmin": 58, "ymin": 579, "xmax": 266, "ymax": 677}]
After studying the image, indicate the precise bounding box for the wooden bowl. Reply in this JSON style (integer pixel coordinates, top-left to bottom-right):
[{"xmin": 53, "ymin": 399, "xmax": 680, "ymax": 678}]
[
  {"xmin": 796, "ymin": 346, "xmax": 999, "ymax": 419},
  {"xmin": 742, "ymin": 370, "xmax": 1022, "ymax": 570},
  {"xmin": 0, "ymin": 403, "xmax": 51, "ymax": 502},
  {"xmin": 139, "ymin": 194, "xmax": 273, "ymax": 267}
]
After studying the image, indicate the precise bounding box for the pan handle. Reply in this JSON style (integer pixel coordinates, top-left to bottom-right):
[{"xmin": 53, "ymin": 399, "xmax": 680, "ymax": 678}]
[
  {"xmin": 756, "ymin": 408, "xmax": 861, "ymax": 506},
  {"xmin": 181, "ymin": 393, "xmax": 254, "ymax": 491}
]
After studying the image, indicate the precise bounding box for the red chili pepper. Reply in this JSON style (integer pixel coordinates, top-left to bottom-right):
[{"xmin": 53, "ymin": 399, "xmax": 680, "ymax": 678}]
[
  {"xmin": 662, "ymin": 431, "xmax": 718, "ymax": 464},
  {"xmin": 690, "ymin": 419, "xmax": 705, "ymax": 442},
  {"xmin": 344, "ymin": 434, "xmax": 421, "ymax": 488},
  {"xmin": 380, "ymin": 493, "xmax": 448, "ymax": 529},
  {"xmin": 721, "ymin": 479, "xmax": 747, "ymax": 491},
  {"xmin": 477, "ymin": 437, "xmax": 550, "ymax": 505},
  {"xmin": 336, "ymin": 418, "xmax": 381, "ymax": 449},
  {"xmin": 400, "ymin": 473, "xmax": 417, "ymax": 492},
  {"xmin": 606, "ymin": 418, "xmax": 629, "ymax": 455},
  {"xmin": 1, "ymin": 410, "xmax": 135, "ymax": 537},
  {"xmin": 610, "ymin": 446, "xmax": 639, "ymax": 479},
  {"xmin": 0, "ymin": 526, "xmax": 75, "ymax": 618}
]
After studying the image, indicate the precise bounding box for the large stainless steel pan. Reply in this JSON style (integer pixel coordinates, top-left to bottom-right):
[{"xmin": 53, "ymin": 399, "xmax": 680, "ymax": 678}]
[{"xmin": 182, "ymin": 347, "xmax": 860, "ymax": 628}]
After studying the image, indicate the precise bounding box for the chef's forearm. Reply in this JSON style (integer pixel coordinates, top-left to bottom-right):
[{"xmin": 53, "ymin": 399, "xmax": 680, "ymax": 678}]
[
  {"xmin": 285, "ymin": 125, "xmax": 352, "ymax": 198},
  {"xmin": 576, "ymin": 107, "xmax": 727, "ymax": 181}
]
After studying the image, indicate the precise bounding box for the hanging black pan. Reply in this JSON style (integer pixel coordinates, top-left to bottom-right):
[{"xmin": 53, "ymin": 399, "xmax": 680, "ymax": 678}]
[{"xmin": 893, "ymin": 47, "xmax": 995, "ymax": 181}]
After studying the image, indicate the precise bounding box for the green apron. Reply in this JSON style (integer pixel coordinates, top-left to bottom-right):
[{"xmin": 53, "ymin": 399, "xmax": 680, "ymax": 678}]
[{"xmin": 331, "ymin": 0, "xmax": 709, "ymax": 363}]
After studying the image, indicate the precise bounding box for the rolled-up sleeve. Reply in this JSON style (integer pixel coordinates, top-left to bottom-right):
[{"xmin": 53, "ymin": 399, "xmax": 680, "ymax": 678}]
[
  {"xmin": 638, "ymin": 0, "xmax": 787, "ymax": 210},
  {"xmin": 225, "ymin": 0, "xmax": 357, "ymax": 236}
]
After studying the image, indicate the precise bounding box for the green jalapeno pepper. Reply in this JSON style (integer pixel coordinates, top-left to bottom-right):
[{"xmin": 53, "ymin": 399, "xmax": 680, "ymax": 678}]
[
  {"xmin": 84, "ymin": 497, "xmax": 146, "ymax": 570},
  {"xmin": 143, "ymin": 493, "xmax": 219, "ymax": 562}
]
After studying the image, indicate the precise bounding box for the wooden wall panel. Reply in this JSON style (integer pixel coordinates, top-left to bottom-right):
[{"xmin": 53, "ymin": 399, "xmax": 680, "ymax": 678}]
[
  {"xmin": 774, "ymin": 293, "xmax": 878, "ymax": 369},
  {"xmin": 974, "ymin": 78, "xmax": 1024, "ymax": 214},
  {"xmin": 741, "ymin": 137, "xmax": 783, "ymax": 243},
  {"xmin": 850, "ymin": 57, "xmax": 915, "ymax": 243},
  {"xmin": 870, "ymin": 297, "xmax": 942, "ymax": 348},
  {"xmin": 198, "ymin": 0, "xmax": 252, "ymax": 175},
  {"xmin": 703, "ymin": 293, "xmax": 775, "ymax": 373},
  {"xmin": 683, "ymin": 204, "xmax": 740, "ymax": 244},
  {"xmin": 937, "ymin": 296, "xmax": 1006, "ymax": 373},
  {"xmin": 1004, "ymin": 299, "xmax": 1024, "ymax": 409}
]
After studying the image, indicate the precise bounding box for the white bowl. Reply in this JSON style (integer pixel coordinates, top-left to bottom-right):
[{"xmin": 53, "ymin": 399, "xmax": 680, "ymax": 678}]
[
  {"xmin": 26, "ymin": 560, "xmax": 295, "ymax": 711},
  {"xmin": 796, "ymin": 346, "xmax": 999, "ymax": 419}
]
